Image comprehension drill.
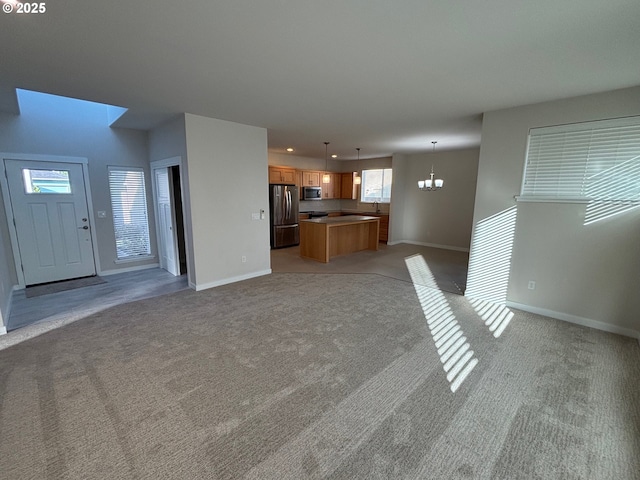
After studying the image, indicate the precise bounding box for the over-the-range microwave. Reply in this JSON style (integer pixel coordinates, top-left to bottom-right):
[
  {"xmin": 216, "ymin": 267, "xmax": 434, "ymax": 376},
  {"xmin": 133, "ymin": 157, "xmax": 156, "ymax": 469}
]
[{"xmin": 302, "ymin": 186, "xmax": 322, "ymax": 200}]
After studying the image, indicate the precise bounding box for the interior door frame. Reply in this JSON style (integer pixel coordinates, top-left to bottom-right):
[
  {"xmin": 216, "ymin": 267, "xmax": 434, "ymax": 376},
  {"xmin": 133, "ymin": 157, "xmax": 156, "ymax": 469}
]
[
  {"xmin": 150, "ymin": 156, "xmax": 184, "ymax": 277},
  {"xmin": 0, "ymin": 153, "xmax": 100, "ymax": 288}
]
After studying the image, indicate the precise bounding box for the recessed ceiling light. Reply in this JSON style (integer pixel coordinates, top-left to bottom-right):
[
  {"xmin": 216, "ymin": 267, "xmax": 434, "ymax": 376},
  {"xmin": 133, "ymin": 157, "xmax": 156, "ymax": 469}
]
[
  {"xmin": 331, "ymin": 154, "xmax": 337, "ymax": 158},
  {"xmin": 286, "ymin": 147, "xmax": 294, "ymax": 152}
]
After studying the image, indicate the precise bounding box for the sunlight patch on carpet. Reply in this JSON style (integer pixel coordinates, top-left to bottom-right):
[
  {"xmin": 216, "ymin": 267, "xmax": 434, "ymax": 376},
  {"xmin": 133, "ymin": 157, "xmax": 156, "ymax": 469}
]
[{"xmin": 405, "ymin": 254, "xmax": 478, "ymax": 392}]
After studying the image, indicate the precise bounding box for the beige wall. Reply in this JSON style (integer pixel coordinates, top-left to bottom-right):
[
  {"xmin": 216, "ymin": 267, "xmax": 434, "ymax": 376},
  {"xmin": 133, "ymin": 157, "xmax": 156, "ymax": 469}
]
[
  {"xmin": 184, "ymin": 114, "xmax": 270, "ymax": 289},
  {"xmin": 390, "ymin": 148, "xmax": 479, "ymax": 250},
  {"xmin": 470, "ymin": 85, "xmax": 640, "ymax": 337}
]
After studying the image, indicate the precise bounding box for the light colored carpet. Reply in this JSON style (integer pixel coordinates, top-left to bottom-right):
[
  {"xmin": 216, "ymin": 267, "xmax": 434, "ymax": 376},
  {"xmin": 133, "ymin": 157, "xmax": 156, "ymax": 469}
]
[
  {"xmin": 0, "ymin": 272, "xmax": 638, "ymax": 479},
  {"xmin": 271, "ymin": 243, "xmax": 469, "ymax": 295},
  {"xmin": 25, "ymin": 276, "xmax": 107, "ymax": 298}
]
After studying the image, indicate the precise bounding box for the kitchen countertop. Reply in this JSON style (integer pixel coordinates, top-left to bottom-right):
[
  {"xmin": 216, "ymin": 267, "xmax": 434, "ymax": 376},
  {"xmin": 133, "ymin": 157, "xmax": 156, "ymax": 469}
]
[
  {"xmin": 299, "ymin": 215, "xmax": 379, "ymax": 225},
  {"xmin": 340, "ymin": 210, "xmax": 388, "ymax": 215},
  {"xmin": 300, "ymin": 210, "xmax": 388, "ymax": 216}
]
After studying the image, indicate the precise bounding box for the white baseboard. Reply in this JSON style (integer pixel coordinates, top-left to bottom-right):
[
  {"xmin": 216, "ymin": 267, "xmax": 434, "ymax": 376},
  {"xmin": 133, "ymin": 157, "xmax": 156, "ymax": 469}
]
[
  {"xmin": 506, "ymin": 301, "xmax": 640, "ymax": 340},
  {"xmin": 0, "ymin": 326, "xmax": 6, "ymax": 336},
  {"xmin": 387, "ymin": 240, "xmax": 470, "ymax": 253},
  {"xmin": 193, "ymin": 269, "xmax": 272, "ymax": 291},
  {"xmin": 100, "ymin": 263, "xmax": 160, "ymax": 276}
]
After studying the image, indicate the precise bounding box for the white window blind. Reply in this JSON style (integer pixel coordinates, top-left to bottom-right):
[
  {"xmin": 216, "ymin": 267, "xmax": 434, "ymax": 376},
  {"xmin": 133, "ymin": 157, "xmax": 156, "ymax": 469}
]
[
  {"xmin": 521, "ymin": 117, "xmax": 640, "ymax": 202},
  {"xmin": 108, "ymin": 167, "xmax": 151, "ymax": 260},
  {"xmin": 361, "ymin": 168, "xmax": 393, "ymax": 203}
]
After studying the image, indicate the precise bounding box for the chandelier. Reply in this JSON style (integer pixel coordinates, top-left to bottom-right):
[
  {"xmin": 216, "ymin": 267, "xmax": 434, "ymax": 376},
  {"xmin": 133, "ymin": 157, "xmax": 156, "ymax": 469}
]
[{"xmin": 418, "ymin": 141, "xmax": 444, "ymax": 191}]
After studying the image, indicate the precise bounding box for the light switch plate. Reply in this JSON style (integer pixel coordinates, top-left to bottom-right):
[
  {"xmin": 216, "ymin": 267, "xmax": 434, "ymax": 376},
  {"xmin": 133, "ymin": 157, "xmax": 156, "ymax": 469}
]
[
  {"xmin": 251, "ymin": 213, "xmax": 260, "ymax": 220},
  {"xmin": 97, "ymin": 211, "xmax": 107, "ymax": 218}
]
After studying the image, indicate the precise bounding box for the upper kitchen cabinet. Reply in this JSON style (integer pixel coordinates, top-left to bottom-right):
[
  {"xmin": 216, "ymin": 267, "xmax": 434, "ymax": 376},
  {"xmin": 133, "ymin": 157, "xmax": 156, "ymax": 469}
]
[
  {"xmin": 269, "ymin": 166, "xmax": 296, "ymax": 184},
  {"xmin": 323, "ymin": 172, "xmax": 341, "ymax": 199},
  {"xmin": 302, "ymin": 171, "xmax": 321, "ymax": 187},
  {"xmin": 340, "ymin": 172, "xmax": 358, "ymax": 200}
]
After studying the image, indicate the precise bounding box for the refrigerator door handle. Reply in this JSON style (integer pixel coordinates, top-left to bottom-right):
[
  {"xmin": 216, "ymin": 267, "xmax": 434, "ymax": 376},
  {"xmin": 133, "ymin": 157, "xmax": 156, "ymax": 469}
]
[{"xmin": 287, "ymin": 190, "xmax": 291, "ymax": 218}]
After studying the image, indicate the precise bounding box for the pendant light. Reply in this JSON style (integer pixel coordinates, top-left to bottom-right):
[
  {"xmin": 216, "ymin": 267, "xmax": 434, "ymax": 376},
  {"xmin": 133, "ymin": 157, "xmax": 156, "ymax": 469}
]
[
  {"xmin": 322, "ymin": 142, "xmax": 331, "ymax": 183},
  {"xmin": 354, "ymin": 148, "xmax": 362, "ymax": 185},
  {"xmin": 418, "ymin": 141, "xmax": 444, "ymax": 190}
]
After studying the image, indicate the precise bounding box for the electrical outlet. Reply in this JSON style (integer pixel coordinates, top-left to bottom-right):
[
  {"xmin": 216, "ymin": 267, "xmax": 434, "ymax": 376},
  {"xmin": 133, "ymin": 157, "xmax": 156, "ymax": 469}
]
[
  {"xmin": 241, "ymin": 256, "xmax": 247, "ymax": 263},
  {"xmin": 528, "ymin": 280, "xmax": 536, "ymax": 290}
]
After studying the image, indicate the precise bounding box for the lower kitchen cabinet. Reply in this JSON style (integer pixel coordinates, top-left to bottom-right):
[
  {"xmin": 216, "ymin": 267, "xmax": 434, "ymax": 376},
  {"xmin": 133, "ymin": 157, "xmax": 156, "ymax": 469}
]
[{"xmin": 377, "ymin": 215, "xmax": 389, "ymax": 243}]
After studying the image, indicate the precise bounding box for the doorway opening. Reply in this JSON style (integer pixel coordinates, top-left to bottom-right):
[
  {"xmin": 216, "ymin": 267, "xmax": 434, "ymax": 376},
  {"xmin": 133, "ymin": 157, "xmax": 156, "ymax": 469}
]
[{"xmin": 151, "ymin": 157, "xmax": 187, "ymax": 277}]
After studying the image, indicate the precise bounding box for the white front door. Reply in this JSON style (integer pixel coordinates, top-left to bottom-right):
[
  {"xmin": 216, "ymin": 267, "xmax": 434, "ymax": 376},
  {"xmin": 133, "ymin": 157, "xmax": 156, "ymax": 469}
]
[
  {"xmin": 5, "ymin": 159, "xmax": 96, "ymax": 285},
  {"xmin": 154, "ymin": 168, "xmax": 179, "ymax": 276}
]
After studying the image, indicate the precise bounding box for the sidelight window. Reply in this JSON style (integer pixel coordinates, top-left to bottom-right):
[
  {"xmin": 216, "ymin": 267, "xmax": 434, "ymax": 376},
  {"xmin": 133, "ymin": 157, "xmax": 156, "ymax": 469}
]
[{"xmin": 108, "ymin": 167, "xmax": 151, "ymax": 260}]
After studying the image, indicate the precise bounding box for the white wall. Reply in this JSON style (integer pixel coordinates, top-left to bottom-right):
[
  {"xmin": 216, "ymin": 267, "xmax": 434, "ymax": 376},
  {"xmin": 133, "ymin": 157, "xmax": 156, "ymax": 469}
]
[
  {"xmin": 184, "ymin": 114, "xmax": 270, "ymax": 289},
  {"xmin": 470, "ymin": 85, "xmax": 640, "ymax": 337},
  {"xmin": 149, "ymin": 115, "xmax": 187, "ymax": 162},
  {"xmin": 148, "ymin": 115, "xmax": 195, "ymax": 283},
  {"xmin": 390, "ymin": 149, "xmax": 479, "ymax": 250},
  {"xmin": 0, "ymin": 192, "xmax": 13, "ymax": 333},
  {"xmin": 0, "ymin": 91, "xmax": 157, "ymax": 277}
]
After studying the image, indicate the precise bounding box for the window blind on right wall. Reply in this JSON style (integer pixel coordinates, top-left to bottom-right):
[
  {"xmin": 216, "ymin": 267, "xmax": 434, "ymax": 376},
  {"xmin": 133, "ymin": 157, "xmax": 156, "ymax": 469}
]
[{"xmin": 521, "ymin": 117, "xmax": 640, "ymax": 202}]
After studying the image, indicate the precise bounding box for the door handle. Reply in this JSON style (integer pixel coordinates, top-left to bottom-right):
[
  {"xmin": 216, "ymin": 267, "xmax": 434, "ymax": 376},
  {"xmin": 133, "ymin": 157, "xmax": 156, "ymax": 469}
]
[{"xmin": 78, "ymin": 226, "xmax": 89, "ymax": 230}]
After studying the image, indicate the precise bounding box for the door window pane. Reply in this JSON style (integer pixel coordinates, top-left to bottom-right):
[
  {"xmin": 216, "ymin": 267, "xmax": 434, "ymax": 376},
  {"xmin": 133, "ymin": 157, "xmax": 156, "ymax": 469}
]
[{"xmin": 22, "ymin": 169, "xmax": 71, "ymax": 194}]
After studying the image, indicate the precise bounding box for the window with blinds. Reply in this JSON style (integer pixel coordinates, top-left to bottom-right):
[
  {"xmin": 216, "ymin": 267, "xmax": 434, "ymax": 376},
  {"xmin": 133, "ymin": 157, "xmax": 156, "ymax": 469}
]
[
  {"xmin": 108, "ymin": 167, "xmax": 151, "ymax": 260},
  {"xmin": 521, "ymin": 117, "xmax": 640, "ymax": 202},
  {"xmin": 361, "ymin": 168, "xmax": 393, "ymax": 203}
]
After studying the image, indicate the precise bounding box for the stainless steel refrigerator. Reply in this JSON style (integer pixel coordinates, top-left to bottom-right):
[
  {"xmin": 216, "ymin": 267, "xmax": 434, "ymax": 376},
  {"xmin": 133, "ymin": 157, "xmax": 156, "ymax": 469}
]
[{"xmin": 269, "ymin": 184, "xmax": 299, "ymax": 248}]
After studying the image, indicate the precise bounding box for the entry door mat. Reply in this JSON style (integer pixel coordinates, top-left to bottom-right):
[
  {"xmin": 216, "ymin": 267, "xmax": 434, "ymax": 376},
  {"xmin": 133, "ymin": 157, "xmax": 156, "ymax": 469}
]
[{"xmin": 25, "ymin": 276, "xmax": 107, "ymax": 298}]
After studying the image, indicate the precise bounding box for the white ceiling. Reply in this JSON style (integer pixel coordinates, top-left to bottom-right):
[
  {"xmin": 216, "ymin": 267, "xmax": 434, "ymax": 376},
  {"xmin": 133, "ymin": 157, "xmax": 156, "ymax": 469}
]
[{"xmin": 1, "ymin": 0, "xmax": 639, "ymax": 160}]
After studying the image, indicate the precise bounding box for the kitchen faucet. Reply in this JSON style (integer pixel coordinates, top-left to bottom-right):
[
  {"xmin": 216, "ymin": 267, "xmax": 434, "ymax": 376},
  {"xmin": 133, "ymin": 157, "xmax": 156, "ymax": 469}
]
[{"xmin": 373, "ymin": 201, "xmax": 380, "ymax": 214}]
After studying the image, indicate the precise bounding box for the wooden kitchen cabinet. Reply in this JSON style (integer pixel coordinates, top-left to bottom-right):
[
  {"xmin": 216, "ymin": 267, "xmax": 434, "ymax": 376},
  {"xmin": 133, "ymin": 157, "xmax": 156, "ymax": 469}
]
[
  {"xmin": 377, "ymin": 215, "xmax": 389, "ymax": 243},
  {"xmin": 296, "ymin": 170, "xmax": 303, "ymax": 198},
  {"xmin": 269, "ymin": 166, "xmax": 296, "ymax": 184},
  {"xmin": 322, "ymin": 173, "xmax": 341, "ymax": 199},
  {"xmin": 299, "ymin": 216, "xmax": 380, "ymax": 263},
  {"xmin": 340, "ymin": 172, "xmax": 358, "ymax": 199},
  {"xmin": 302, "ymin": 171, "xmax": 321, "ymax": 187},
  {"xmin": 342, "ymin": 212, "xmax": 388, "ymax": 242}
]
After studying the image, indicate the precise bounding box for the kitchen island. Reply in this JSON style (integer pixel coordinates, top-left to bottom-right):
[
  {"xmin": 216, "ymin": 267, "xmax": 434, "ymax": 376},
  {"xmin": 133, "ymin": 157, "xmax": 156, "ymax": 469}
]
[{"xmin": 299, "ymin": 215, "xmax": 380, "ymax": 263}]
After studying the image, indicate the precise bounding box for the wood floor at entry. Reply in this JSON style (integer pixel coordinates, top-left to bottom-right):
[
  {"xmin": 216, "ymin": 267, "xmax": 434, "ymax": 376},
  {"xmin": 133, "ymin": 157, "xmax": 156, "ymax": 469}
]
[{"xmin": 2, "ymin": 158, "xmax": 96, "ymax": 285}]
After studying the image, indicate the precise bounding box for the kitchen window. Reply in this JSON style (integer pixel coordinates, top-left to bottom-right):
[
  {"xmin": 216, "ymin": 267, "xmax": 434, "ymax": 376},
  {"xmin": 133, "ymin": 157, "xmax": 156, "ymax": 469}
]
[
  {"xmin": 108, "ymin": 167, "xmax": 152, "ymax": 261},
  {"xmin": 361, "ymin": 168, "xmax": 392, "ymax": 203}
]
